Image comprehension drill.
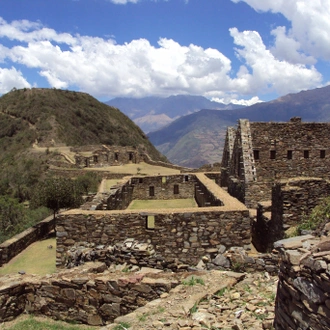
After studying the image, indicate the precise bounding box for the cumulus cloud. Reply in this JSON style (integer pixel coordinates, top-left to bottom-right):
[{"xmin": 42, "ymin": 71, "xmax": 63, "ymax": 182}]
[
  {"xmin": 229, "ymin": 28, "xmax": 321, "ymax": 95},
  {"xmin": 232, "ymin": 0, "xmax": 330, "ymax": 60},
  {"xmin": 0, "ymin": 17, "xmax": 324, "ymax": 99},
  {"xmin": 0, "ymin": 67, "xmax": 31, "ymax": 94}
]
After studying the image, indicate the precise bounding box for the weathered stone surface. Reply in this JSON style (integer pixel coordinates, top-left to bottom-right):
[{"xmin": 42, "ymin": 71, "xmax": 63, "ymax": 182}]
[
  {"xmin": 274, "ymin": 236, "xmax": 330, "ymax": 330},
  {"xmin": 212, "ymin": 254, "xmax": 230, "ymax": 268}
]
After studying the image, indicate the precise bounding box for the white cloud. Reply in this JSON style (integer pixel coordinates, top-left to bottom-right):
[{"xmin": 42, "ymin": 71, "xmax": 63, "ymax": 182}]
[
  {"xmin": 232, "ymin": 0, "xmax": 330, "ymax": 60},
  {"xmin": 229, "ymin": 28, "xmax": 322, "ymax": 95},
  {"xmin": 0, "ymin": 67, "xmax": 31, "ymax": 94},
  {"xmin": 212, "ymin": 96, "xmax": 263, "ymax": 106},
  {"xmin": 0, "ymin": 17, "xmax": 324, "ymax": 99}
]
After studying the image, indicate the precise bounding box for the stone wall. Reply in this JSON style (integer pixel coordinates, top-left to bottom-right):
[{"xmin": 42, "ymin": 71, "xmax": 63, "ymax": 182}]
[
  {"xmin": 131, "ymin": 174, "xmax": 196, "ymax": 200},
  {"xmin": 244, "ymin": 181, "xmax": 273, "ymax": 208},
  {"xmin": 250, "ymin": 120, "xmax": 330, "ymax": 182},
  {"xmin": 252, "ymin": 178, "xmax": 330, "ymax": 252},
  {"xmin": 273, "ymin": 178, "xmax": 330, "ymax": 227},
  {"xmin": 195, "ymin": 176, "xmax": 223, "ymax": 207},
  {"xmin": 0, "ymin": 262, "xmax": 180, "ymax": 325},
  {"xmin": 252, "ymin": 201, "xmax": 283, "ymax": 253},
  {"xmin": 0, "ymin": 216, "xmax": 54, "ymax": 267},
  {"xmin": 83, "ymin": 174, "xmax": 227, "ymax": 212},
  {"xmin": 74, "ymin": 145, "xmax": 143, "ymax": 168},
  {"xmin": 274, "ymin": 235, "xmax": 330, "ymax": 330},
  {"xmin": 56, "ymin": 207, "xmax": 251, "ymax": 268}
]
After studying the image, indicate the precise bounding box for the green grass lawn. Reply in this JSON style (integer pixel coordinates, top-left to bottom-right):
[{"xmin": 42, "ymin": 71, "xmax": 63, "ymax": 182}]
[
  {"xmin": 127, "ymin": 198, "xmax": 197, "ymax": 210},
  {"xmin": 0, "ymin": 238, "xmax": 56, "ymax": 276}
]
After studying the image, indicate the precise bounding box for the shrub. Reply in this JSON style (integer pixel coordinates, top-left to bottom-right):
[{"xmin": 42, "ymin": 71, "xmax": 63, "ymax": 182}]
[{"xmin": 297, "ymin": 196, "xmax": 330, "ymax": 233}]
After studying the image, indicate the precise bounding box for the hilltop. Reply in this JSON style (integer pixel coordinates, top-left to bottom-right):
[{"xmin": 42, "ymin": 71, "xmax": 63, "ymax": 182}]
[{"xmin": 0, "ymin": 88, "xmax": 164, "ymax": 160}]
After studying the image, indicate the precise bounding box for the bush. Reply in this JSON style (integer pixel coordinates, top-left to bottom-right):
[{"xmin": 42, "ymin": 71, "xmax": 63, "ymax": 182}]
[{"xmin": 297, "ymin": 197, "xmax": 330, "ymax": 233}]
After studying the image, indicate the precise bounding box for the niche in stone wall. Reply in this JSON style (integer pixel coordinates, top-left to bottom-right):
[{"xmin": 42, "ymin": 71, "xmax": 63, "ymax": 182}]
[
  {"xmin": 174, "ymin": 184, "xmax": 179, "ymax": 195},
  {"xmin": 253, "ymin": 150, "xmax": 260, "ymax": 160},
  {"xmin": 146, "ymin": 215, "xmax": 155, "ymax": 229}
]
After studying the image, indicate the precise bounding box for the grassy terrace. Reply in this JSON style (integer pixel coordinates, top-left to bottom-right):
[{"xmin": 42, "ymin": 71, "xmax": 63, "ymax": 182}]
[
  {"xmin": 127, "ymin": 198, "xmax": 198, "ymax": 210},
  {"xmin": 0, "ymin": 238, "xmax": 56, "ymax": 276}
]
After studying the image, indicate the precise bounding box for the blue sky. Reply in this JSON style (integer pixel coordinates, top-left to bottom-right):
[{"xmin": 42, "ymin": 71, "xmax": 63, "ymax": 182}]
[{"xmin": 0, "ymin": 0, "xmax": 329, "ymax": 105}]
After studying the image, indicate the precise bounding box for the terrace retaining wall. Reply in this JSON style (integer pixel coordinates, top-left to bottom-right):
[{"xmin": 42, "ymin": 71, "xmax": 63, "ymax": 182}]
[
  {"xmin": 56, "ymin": 208, "xmax": 251, "ymax": 268},
  {"xmin": 0, "ymin": 216, "xmax": 54, "ymax": 267},
  {"xmin": 0, "ymin": 262, "xmax": 179, "ymax": 325}
]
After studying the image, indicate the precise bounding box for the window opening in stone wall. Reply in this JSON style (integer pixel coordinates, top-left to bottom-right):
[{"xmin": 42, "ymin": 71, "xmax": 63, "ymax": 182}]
[
  {"xmin": 146, "ymin": 215, "xmax": 155, "ymax": 229},
  {"xmin": 184, "ymin": 175, "xmax": 189, "ymax": 182},
  {"xmin": 93, "ymin": 155, "xmax": 98, "ymax": 163},
  {"xmin": 174, "ymin": 184, "xmax": 179, "ymax": 194},
  {"xmin": 129, "ymin": 152, "xmax": 133, "ymax": 161},
  {"xmin": 270, "ymin": 150, "xmax": 276, "ymax": 159},
  {"xmin": 287, "ymin": 150, "xmax": 293, "ymax": 160},
  {"xmin": 162, "ymin": 177, "xmax": 166, "ymax": 184},
  {"xmin": 253, "ymin": 150, "xmax": 259, "ymax": 160},
  {"xmin": 115, "ymin": 152, "xmax": 119, "ymax": 161},
  {"xmin": 304, "ymin": 150, "xmax": 309, "ymax": 159},
  {"xmin": 139, "ymin": 178, "xmax": 143, "ymax": 183},
  {"xmin": 320, "ymin": 150, "xmax": 326, "ymax": 158},
  {"xmin": 149, "ymin": 186, "xmax": 155, "ymax": 197}
]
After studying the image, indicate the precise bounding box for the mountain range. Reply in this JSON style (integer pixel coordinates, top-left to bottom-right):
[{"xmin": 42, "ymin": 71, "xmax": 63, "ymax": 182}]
[
  {"xmin": 147, "ymin": 86, "xmax": 330, "ymax": 168},
  {"xmin": 106, "ymin": 95, "xmax": 244, "ymax": 133}
]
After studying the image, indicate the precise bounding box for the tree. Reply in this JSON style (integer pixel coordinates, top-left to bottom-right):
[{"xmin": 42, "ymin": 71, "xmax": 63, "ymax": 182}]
[
  {"xmin": 0, "ymin": 196, "xmax": 25, "ymax": 241},
  {"xmin": 31, "ymin": 177, "xmax": 83, "ymax": 219},
  {"xmin": 76, "ymin": 172, "xmax": 100, "ymax": 195}
]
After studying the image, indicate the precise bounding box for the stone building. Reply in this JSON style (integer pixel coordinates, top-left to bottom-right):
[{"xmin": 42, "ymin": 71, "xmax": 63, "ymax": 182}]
[
  {"xmin": 221, "ymin": 118, "xmax": 330, "ymax": 208},
  {"xmin": 73, "ymin": 145, "xmax": 142, "ymax": 168}
]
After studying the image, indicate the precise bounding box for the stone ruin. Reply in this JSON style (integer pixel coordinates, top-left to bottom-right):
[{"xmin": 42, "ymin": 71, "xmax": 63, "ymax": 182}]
[
  {"xmin": 221, "ymin": 118, "xmax": 330, "ymax": 208},
  {"xmin": 3, "ymin": 117, "xmax": 330, "ymax": 328}
]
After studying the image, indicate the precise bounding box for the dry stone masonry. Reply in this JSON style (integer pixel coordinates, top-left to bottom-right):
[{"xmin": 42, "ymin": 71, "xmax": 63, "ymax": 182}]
[
  {"xmin": 274, "ymin": 235, "xmax": 330, "ymax": 330},
  {"xmin": 221, "ymin": 118, "xmax": 330, "ymax": 208}
]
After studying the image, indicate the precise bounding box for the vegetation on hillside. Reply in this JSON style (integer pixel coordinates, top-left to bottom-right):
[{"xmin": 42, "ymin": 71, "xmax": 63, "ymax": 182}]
[
  {"xmin": 0, "ymin": 88, "xmax": 166, "ymax": 159},
  {"xmin": 0, "ymin": 87, "xmax": 165, "ymax": 243}
]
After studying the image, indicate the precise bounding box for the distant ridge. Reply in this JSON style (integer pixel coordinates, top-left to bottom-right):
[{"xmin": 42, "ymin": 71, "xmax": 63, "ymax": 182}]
[
  {"xmin": 148, "ymin": 85, "xmax": 330, "ymax": 168},
  {"xmin": 106, "ymin": 95, "xmax": 244, "ymax": 133}
]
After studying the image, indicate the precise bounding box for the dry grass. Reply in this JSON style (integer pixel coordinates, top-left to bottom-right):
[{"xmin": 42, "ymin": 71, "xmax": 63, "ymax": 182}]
[
  {"xmin": 103, "ymin": 179, "xmax": 121, "ymax": 191},
  {"xmin": 127, "ymin": 198, "xmax": 198, "ymax": 210},
  {"xmin": 0, "ymin": 238, "xmax": 56, "ymax": 276},
  {"xmin": 0, "ymin": 315, "xmax": 93, "ymax": 330},
  {"xmin": 84, "ymin": 162, "xmax": 180, "ymax": 175}
]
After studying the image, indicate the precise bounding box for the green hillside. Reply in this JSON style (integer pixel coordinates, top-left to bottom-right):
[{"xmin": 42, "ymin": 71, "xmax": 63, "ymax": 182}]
[
  {"xmin": 0, "ymin": 88, "xmax": 166, "ymax": 242},
  {"xmin": 0, "ymin": 88, "xmax": 164, "ymax": 159}
]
